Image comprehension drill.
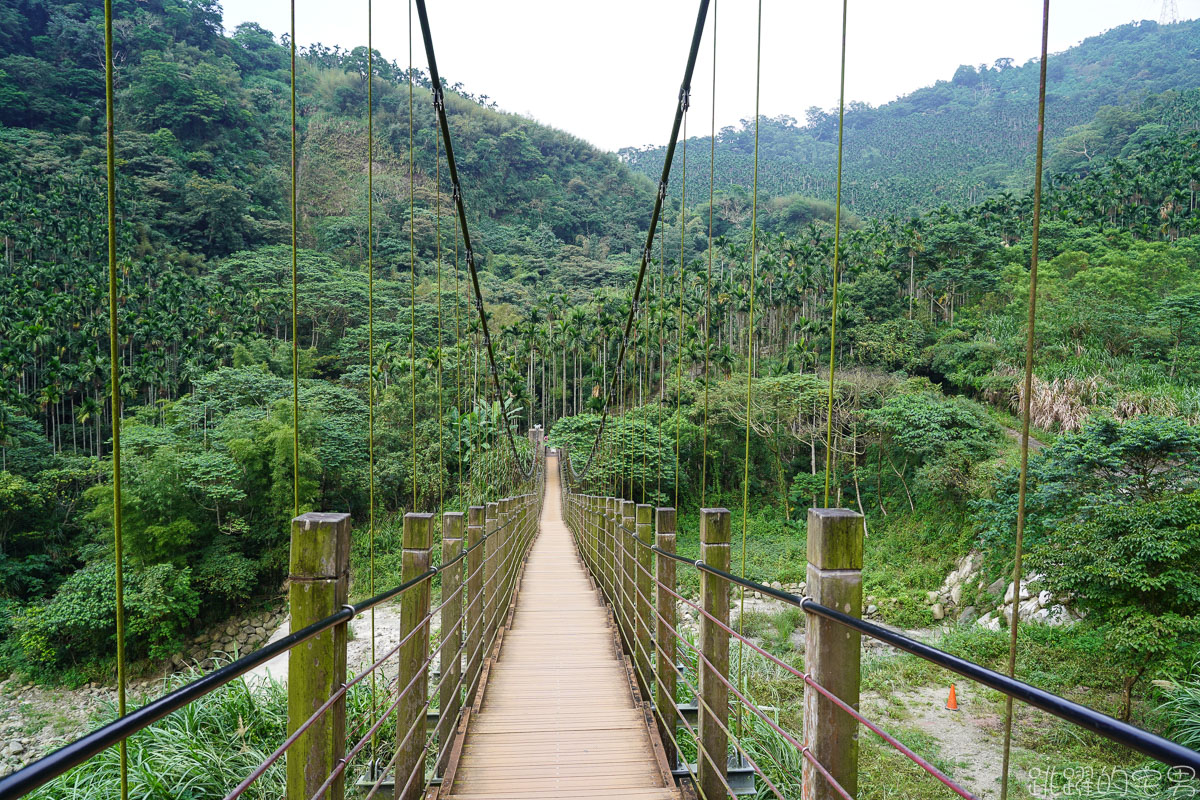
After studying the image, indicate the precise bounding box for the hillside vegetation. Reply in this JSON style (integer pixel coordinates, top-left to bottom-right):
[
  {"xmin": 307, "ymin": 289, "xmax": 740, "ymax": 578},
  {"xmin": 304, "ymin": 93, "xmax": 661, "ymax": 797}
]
[
  {"xmin": 0, "ymin": 4, "xmax": 1197, "ymax": 785},
  {"xmin": 622, "ymin": 18, "xmax": 1200, "ymax": 218}
]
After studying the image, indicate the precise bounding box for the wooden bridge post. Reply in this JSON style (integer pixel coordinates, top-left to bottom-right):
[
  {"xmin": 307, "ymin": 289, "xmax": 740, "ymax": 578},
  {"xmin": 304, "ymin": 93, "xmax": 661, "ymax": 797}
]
[
  {"xmin": 483, "ymin": 501, "xmax": 500, "ymax": 652},
  {"xmin": 436, "ymin": 511, "xmax": 464, "ymax": 777},
  {"xmin": 803, "ymin": 508, "xmax": 863, "ymax": 800},
  {"xmin": 620, "ymin": 499, "xmax": 637, "ymax": 648},
  {"xmin": 698, "ymin": 507, "xmax": 731, "ymax": 800},
  {"xmin": 604, "ymin": 497, "xmax": 618, "ymax": 606},
  {"xmin": 286, "ymin": 512, "xmax": 350, "ymax": 800},
  {"xmin": 464, "ymin": 506, "xmax": 485, "ymax": 702},
  {"xmin": 592, "ymin": 494, "xmax": 604, "ymax": 575},
  {"xmin": 397, "ymin": 512, "xmax": 433, "ymax": 800},
  {"xmin": 634, "ymin": 503, "xmax": 654, "ymax": 700},
  {"xmin": 500, "ymin": 497, "xmax": 512, "ymax": 607},
  {"xmin": 654, "ymin": 507, "xmax": 677, "ymax": 758}
]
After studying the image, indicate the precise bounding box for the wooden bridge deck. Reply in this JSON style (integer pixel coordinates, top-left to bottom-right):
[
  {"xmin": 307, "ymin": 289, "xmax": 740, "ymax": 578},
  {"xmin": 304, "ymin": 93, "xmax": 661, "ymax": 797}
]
[{"xmin": 443, "ymin": 455, "xmax": 678, "ymax": 800}]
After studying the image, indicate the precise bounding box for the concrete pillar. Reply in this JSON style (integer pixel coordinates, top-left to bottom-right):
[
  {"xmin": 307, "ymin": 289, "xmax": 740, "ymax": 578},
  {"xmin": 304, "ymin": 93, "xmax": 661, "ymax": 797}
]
[
  {"xmin": 396, "ymin": 512, "xmax": 433, "ymax": 800},
  {"xmin": 436, "ymin": 512, "xmax": 464, "ymax": 777},
  {"xmin": 698, "ymin": 507, "xmax": 731, "ymax": 800},
  {"xmin": 802, "ymin": 508, "xmax": 863, "ymax": 800},
  {"xmin": 287, "ymin": 512, "xmax": 350, "ymax": 800},
  {"xmin": 654, "ymin": 507, "xmax": 677, "ymax": 757}
]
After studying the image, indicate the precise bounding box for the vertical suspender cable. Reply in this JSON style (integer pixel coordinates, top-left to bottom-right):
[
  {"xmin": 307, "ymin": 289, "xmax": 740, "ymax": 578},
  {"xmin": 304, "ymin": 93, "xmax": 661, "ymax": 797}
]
[
  {"xmin": 408, "ymin": 0, "xmax": 418, "ymax": 512},
  {"xmin": 102, "ymin": 0, "xmax": 128, "ymax": 795},
  {"xmin": 413, "ymin": 0, "xmax": 536, "ymax": 481},
  {"xmin": 290, "ymin": 0, "xmax": 300, "ymax": 518},
  {"xmin": 366, "ymin": 0, "xmax": 379, "ymax": 768},
  {"xmin": 560, "ymin": 0, "xmax": 710, "ymax": 482},
  {"xmin": 436, "ymin": 126, "xmax": 444, "ymax": 515},
  {"xmin": 674, "ymin": 112, "xmax": 686, "ymax": 509},
  {"xmin": 658, "ymin": 215, "xmax": 666, "ymax": 499},
  {"xmin": 700, "ymin": 0, "xmax": 716, "ymax": 508},
  {"xmin": 454, "ymin": 178, "xmax": 463, "ymax": 496},
  {"xmin": 822, "ymin": 0, "xmax": 849, "ymax": 508},
  {"xmin": 735, "ymin": 0, "xmax": 763, "ymax": 734},
  {"xmin": 1001, "ymin": 2, "xmax": 1051, "ymax": 798}
]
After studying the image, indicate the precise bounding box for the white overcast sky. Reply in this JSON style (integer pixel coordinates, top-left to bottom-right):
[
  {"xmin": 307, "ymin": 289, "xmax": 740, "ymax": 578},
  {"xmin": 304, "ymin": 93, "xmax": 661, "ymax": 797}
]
[{"xmin": 220, "ymin": 0, "xmax": 1198, "ymax": 152}]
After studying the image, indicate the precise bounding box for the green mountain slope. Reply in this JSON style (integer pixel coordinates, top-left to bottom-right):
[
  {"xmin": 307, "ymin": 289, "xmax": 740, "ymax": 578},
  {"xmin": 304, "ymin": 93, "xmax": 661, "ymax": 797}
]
[{"xmin": 621, "ymin": 18, "xmax": 1200, "ymax": 218}]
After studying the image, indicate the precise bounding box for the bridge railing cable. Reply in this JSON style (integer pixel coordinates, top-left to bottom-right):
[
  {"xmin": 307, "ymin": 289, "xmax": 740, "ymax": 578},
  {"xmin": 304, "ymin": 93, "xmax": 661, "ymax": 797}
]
[
  {"xmin": 0, "ymin": 458, "xmax": 546, "ymax": 800},
  {"xmin": 557, "ymin": 453, "xmax": 1200, "ymax": 800}
]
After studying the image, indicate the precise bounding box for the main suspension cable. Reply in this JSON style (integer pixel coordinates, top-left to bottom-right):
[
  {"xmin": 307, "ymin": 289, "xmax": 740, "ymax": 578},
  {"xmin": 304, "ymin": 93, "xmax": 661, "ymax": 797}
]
[
  {"xmin": 563, "ymin": 0, "xmax": 711, "ymax": 482},
  {"xmin": 413, "ymin": 0, "xmax": 536, "ymax": 478}
]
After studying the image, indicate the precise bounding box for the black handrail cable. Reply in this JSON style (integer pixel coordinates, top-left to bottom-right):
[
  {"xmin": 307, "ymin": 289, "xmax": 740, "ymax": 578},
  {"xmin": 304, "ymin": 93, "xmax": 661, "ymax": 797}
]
[
  {"xmin": 564, "ymin": 0, "xmax": 711, "ymax": 482},
  {"xmin": 0, "ymin": 500, "xmax": 536, "ymax": 799},
  {"xmin": 413, "ymin": 0, "xmax": 535, "ymax": 478},
  {"xmin": 599, "ymin": 505, "xmax": 1200, "ymax": 774}
]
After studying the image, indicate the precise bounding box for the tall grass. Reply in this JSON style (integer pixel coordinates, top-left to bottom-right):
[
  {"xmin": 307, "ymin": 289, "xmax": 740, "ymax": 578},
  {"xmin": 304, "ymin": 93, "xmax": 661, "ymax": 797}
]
[{"xmin": 27, "ymin": 661, "xmax": 403, "ymax": 799}]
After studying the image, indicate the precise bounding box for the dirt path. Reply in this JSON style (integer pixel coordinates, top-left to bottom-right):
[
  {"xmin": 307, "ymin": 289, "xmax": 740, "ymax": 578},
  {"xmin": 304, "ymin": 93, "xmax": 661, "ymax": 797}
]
[{"xmin": 864, "ymin": 683, "xmax": 1018, "ymax": 799}]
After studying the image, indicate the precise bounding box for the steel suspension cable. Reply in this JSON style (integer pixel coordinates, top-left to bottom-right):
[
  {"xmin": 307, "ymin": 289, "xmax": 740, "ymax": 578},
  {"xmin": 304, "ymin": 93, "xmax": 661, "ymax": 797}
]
[
  {"xmin": 413, "ymin": 0, "xmax": 536, "ymax": 479},
  {"xmin": 436, "ymin": 125, "xmax": 444, "ymax": 515},
  {"xmin": 563, "ymin": 0, "xmax": 711, "ymax": 482},
  {"xmin": 102, "ymin": 0, "xmax": 127, "ymax": 794},
  {"xmin": 822, "ymin": 0, "xmax": 849, "ymax": 507},
  {"xmin": 735, "ymin": 0, "xmax": 763, "ymax": 735},
  {"xmin": 454, "ymin": 176, "xmax": 463, "ymax": 496},
  {"xmin": 290, "ymin": 0, "xmax": 300, "ymax": 520},
  {"xmin": 658, "ymin": 214, "xmax": 666, "ymax": 499},
  {"xmin": 408, "ymin": 0, "xmax": 418, "ymax": 510},
  {"xmin": 365, "ymin": 0, "xmax": 379, "ymax": 767},
  {"xmin": 700, "ymin": 0, "xmax": 716, "ymax": 507},
  {"xmin": 1001, "ymin": 2, "xmax": 1051, "ymax": 798},
  {"xmin": 674, "ymin": 110, "xmax": 686, "ymax": 509}
]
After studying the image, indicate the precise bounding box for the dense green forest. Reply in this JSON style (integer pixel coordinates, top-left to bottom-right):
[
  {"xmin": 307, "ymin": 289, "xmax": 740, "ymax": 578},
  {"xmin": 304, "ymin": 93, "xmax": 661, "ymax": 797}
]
[
  {"xmin": 0, "ymin": 4, "xmax": 1197, "ymax": 772},
  {"xmin": 622, "ymin": 18, "xmax": 1200, "ymax": 219}
]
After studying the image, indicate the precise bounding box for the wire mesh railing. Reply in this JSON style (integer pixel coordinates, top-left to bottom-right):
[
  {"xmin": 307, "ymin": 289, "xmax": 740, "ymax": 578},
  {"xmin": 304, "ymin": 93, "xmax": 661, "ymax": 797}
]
[
  {"xmin": 557, "ymin": 446, "xmax": 1200, "ymax": 800},
  {"xmin": 0, "ymin": 454, "xmax": 545, "ymax": 800}
]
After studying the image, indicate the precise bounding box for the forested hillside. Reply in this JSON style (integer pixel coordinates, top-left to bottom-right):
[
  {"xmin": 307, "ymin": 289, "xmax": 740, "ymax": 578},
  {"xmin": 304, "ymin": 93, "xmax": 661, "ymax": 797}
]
[
  {"xmin": 0, "ymin": 3, "xmax": 1198, "ymax": 778},
  {"xmin": 0, "ymin": 0, "xmax": 652, "ymax": 677},
  {"xmin": 622, "ymin": 18, "xmax": 1200, "ymax": 218}
]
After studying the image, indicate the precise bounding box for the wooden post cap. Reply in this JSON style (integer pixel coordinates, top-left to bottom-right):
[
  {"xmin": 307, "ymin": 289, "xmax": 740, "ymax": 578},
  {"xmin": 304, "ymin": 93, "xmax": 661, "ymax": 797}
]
[{"xmin": 806, "ymin": 508, "xmax": 863, "ymax": 570}]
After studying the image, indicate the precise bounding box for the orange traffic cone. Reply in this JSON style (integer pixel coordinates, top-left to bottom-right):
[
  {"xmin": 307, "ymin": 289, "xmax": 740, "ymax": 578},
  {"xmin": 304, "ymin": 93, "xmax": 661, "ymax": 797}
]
[{"xmin": 946, "ymin": 684, "xmax": 959, "ymax": 711}]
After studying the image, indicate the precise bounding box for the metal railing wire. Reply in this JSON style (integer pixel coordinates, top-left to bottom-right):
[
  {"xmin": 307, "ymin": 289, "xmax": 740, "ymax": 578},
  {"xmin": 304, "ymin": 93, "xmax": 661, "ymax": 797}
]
[
  {"xmin": 0, "ymin": 471, "xmax": 545, "ymax": 800},
  {"xmin": 557, "ymin": 455, "xmax": 1200, "ymax": 800}
]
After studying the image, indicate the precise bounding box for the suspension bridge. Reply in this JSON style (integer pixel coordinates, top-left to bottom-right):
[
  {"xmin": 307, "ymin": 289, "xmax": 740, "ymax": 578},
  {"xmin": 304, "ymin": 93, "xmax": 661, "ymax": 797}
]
[{"xmin": 1, "ymin": 0, "xmax": 1199, "ymax": 799}]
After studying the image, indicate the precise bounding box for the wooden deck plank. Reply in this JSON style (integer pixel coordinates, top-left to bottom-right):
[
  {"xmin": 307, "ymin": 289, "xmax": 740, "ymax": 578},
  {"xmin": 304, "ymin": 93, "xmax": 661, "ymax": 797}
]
[{"xmin": 445, "ymin": 454, "xmax": 679, "ymax": 800}]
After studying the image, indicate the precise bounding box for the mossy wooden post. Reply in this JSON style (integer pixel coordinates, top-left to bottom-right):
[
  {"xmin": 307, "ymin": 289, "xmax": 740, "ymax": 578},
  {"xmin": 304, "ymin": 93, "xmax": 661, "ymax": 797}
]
[
  {"xmin": 396, "ymin": 512, "xmax": 432, "ymax": 800},
  {"xmin": 287, "ymin": 512, "xmax": 350, "ymax": 800},
  {"xmin": 634, "ymin": 503, "xmax": 654, "ymax": 699},
  {"xmin": 436, "ymin": 512, "xmax": 464, "ymax": 777},
  {"xmin": 483, "ymin": 501, "xmax": 500, "ymax": 651},
  {"xmin": 698, "ymin": 507, "xmax": 731, "ymax": 800},
  {"xmin": 654, "ymin": 507, "xmax": 677, "ymax": 757},
  {"xmin": 464, "ymin": 506, "xmax": 485, "ymax": 702},
  {"xmin": 803, "ymin": 508, "xmax": 863, "ymax": 800},
  {"xmin": 498, "ymin": 497, "xmax": 512, "ymax": 610},
  {"xmin": 589, "ymin": 495, "xmax": 600, "ymax": 577},
  {"xmin": 604, "ymin": 496, "xmax": 614, "ymax": 604},
  {"xmin": 620, "ymin": 499, "xmax": 637, "ymax": 647}
]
